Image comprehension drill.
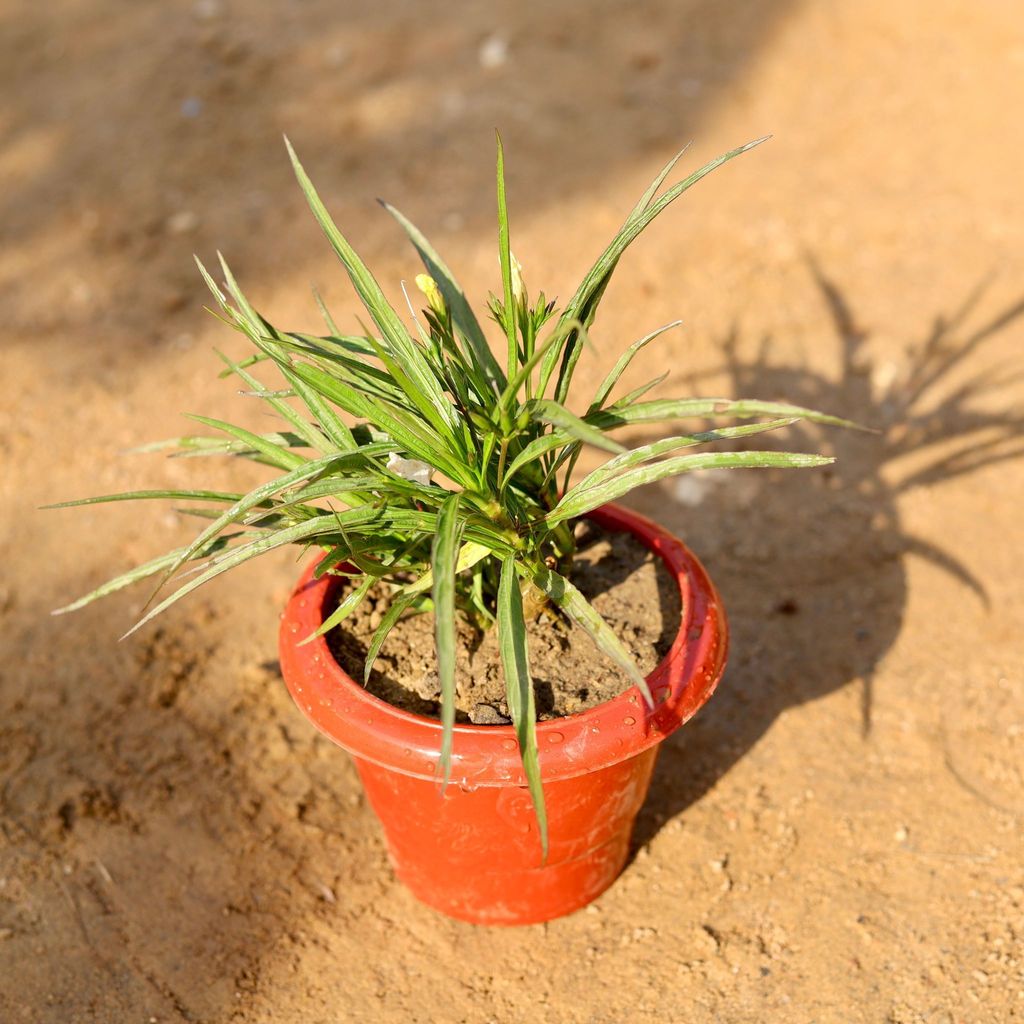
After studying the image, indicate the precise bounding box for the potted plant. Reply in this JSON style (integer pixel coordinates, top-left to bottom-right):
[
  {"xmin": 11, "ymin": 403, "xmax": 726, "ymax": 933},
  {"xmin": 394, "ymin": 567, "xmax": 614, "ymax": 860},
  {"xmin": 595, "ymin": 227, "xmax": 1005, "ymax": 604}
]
[{"xmin": 50, "ymin": 136, "xmax": 853, "ymax": 925}]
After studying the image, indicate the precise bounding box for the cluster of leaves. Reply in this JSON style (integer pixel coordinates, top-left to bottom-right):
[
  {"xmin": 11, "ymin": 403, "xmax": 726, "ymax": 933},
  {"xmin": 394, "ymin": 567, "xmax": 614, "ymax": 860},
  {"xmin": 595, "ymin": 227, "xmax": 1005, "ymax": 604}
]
[{"xmin": 51, "ymin": 136, "xmax": 852, "ymax": 853}]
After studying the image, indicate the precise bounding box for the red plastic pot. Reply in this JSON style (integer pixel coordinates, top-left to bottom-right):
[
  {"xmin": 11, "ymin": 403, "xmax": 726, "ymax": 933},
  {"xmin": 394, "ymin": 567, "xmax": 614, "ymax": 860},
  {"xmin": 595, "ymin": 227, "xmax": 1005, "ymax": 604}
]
[{"xmin": 279, "ymin": 503, "xmax": 727, "ymax": 926}]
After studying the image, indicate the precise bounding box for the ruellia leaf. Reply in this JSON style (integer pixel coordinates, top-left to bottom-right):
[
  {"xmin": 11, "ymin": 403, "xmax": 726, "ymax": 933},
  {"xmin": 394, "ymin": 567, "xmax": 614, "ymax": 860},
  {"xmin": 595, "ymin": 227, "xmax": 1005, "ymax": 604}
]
[
  {"xmin": 52, "ymin": 534, "xmax": 245, "ymax": 615},
  {"xmin": 550, "ymin": 450, "xmax": 835, "ymax": 524},
  {"xmin": 585, "ymin": 396, "xmax": 868, "ymax": 433},
  {"xmin": 432, "ymin": 492, "xmax": 465, "ymax": 788},
  {"xmin": 299, "ymin": 573, "xmax": 374, "ymax": 645},
  {"xmin": 526, "ymin": 399, "xmax": 626, "ymax": 455},
  {"xmin": 572, "ymin": 418, "xmax": 799, "ymax": 493},
  {"xmin": 42, "ymin": 489, "xmax": 247, "ymax": 510},
  {"xmin": 495, "ymin": 133, "xmax": 517, "ymax": 377},
  {"xmin": 529, "ymin": 564, "xmax": 653, "ymax": 707},
  {"xmin": 498, "ymin": 556, "xmax": 547, "ymax": 858},
  {"xmin": 590, "ymin": 320, "xmax": 682, "ymax": 410},
  {"xmin": 380, "ymin": 200, "xmax": 506, "ymax": 395}
]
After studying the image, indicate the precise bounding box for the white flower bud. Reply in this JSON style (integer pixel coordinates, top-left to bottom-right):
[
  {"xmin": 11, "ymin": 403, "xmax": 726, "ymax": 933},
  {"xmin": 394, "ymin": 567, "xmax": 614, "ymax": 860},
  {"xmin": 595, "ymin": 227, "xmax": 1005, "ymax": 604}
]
[
  {"xmin": 510, "ymin": 252, "xmax": 525, "ymax": 304},
  {"xmin": 387, "ymin": 453, "xmax": 433, "ymax": 486}
]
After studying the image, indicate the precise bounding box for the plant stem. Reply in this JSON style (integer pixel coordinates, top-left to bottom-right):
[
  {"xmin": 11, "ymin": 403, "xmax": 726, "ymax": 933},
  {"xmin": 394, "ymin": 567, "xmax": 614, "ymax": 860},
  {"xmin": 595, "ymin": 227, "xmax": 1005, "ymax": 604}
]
[{"xmin": 496, "ymin": 437, "xmax": 510, "ymax": 492}]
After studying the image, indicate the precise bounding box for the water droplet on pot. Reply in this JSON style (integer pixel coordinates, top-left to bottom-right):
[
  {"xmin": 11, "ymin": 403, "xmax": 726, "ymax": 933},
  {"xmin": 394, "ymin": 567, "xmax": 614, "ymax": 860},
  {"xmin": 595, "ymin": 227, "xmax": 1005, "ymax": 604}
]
[
  {"xmin": 288, "ymin": 623, "xmax": 299, "ymax": 634},
  {"xmin": 403, "ymin": 748, "xmax": 413, "ymax": 757},
  {"xmin": 623, "ymin": 716, "xmax": 636, "ymax": 727},
  {"xmin": 295, "ymin": 685, "xmax": 303, "ymax": 694},
  {"xmin": 298, "ymin": 598, "xmax": 307, "ymax": 609},
  {"xmin": 590, "ymin": 725, "xmax": 601, "ymax": 734},
  {"xmin": 305, "ymin": 704, "xmax": 312, "ymax": 713},
  {"xmin": 546, "ymin": 732, "xmax": 564, "ymax": 745},
  {"xmin": 519, "ymin": 823, "xmax": 531, "ymax": 835},
  {"xmin": 501, "ymin": 739, "xmax": 517, "ymax": 750}
]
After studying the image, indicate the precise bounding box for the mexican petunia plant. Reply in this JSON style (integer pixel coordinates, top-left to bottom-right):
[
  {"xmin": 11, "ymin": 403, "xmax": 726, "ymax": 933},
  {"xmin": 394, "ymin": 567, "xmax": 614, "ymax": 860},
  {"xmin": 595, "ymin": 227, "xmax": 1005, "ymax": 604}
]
[{"xmin": 50, "ymin": 136, "xmax": 854, "ymax": 852}]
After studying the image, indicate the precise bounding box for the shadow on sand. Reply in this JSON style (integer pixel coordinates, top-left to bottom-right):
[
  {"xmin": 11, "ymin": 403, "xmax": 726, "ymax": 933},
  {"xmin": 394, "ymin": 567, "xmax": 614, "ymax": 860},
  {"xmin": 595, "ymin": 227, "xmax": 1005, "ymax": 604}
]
[{"xmin": 628, "ymin": 262, "xmax": 1024, "ymax": 852}]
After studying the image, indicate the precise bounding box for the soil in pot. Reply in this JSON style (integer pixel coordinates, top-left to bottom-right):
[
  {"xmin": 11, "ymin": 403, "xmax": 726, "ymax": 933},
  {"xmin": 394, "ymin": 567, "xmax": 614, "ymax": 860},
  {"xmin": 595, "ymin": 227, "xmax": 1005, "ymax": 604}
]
[{"xmin": 326, "ymin": 522, "xmax": 682, "ymax": 723}]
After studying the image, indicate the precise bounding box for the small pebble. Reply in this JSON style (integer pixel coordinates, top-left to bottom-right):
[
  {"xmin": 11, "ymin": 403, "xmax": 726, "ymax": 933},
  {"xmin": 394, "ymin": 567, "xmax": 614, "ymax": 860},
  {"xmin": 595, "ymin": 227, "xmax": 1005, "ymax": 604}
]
[
  {"xmin": 478, "ymin": 34, "xmax": 508, "ymax": 69},
  {"xmin": 469, "ymin": 703, "xmax": 511, "ymax": 725},
  {"xmin": 166, "ymin": 210, "xmax": 199, "ymax": 235},
  {"xmin": 324, "ymin": 43, "xmax": 348, "ymax": 68},
  {"xmin": 193, "ymin": 0, "xmax": 223, "ymax": 19}
]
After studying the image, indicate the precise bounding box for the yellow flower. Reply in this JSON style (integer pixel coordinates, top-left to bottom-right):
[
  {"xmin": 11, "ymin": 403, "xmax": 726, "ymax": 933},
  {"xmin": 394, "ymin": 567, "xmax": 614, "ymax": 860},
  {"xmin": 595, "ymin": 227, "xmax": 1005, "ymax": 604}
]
[{"xmin": 415, "ymin": 273, "xmax": 445, "ymax": 316}]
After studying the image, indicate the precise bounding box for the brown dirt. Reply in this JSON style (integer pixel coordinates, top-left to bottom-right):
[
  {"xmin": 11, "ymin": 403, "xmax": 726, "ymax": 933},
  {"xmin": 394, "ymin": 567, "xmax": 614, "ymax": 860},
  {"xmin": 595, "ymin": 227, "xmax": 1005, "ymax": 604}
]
[
  {"xmin": 327, "ymin": 524, "xmax": 681, "ymax": 721},
  {"xmin": 3, "ymin": 1, "xmax": 1024, "ymax": 1022}
]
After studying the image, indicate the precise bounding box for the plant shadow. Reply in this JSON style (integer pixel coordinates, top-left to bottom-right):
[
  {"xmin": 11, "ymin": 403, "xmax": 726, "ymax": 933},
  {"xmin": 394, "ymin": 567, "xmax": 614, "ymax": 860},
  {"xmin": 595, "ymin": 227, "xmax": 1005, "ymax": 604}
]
[{"xmin": 625, "ymin": 262, "xmax": 1024, "ymax": 854}]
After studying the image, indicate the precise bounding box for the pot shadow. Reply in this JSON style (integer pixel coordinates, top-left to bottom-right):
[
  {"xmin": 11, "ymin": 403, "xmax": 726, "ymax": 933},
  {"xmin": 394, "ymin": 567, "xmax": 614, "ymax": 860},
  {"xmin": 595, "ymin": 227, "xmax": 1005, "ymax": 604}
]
[{"xmin": 624, "ymin": 262, "xmax": 1024, "ymax": 854}]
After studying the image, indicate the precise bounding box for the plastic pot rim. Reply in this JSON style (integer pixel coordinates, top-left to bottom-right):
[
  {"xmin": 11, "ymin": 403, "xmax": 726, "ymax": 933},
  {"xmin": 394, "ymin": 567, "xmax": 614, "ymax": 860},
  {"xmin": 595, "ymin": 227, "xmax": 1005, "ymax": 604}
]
[{"xmin": 279, "ymin": 502, "xmax": 728, "ymax": 787}]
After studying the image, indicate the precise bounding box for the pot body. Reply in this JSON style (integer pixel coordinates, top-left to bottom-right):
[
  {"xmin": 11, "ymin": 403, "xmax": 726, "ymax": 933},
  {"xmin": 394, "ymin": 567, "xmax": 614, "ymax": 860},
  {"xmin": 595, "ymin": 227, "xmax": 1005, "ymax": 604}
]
[
  {"xmin": 353, "ymin": 748, "xmax": 658, "ymax": 924},
  {"xmin": 279, "ymin": 503, "xmax": 727, "ymax": 926}
]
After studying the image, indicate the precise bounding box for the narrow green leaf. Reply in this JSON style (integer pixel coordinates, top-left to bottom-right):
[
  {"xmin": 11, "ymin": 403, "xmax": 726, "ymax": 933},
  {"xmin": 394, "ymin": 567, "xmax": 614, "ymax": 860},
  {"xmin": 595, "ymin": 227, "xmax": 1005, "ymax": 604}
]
[
  {"xmin": 121, "ymin": 508, "xmax": 387, "ymax": 639},
  {"xmin": 607, "ymin": 371, "xmax": 670, "ymax": 410},
  {"xmin": 312, "ymin": 286, "xmax": 341, "ymax": 335},
  {"xmin": 402, "ymin": 541, "xmax": 493, "ymax": 597},
  {"xmin": 215, "ymin": 348, "xmax": 335, "ymax": 455},
  {"xmin": 286, "ymin": 361, "xmax": 472, "ymax": 485},
  {"xmin": 585, "ymin": 397, "xmax": 868, "ymax": 432},
  {"xmin": 590, "ymin": 321, "xmax": 682, "ymax": 410},
  {"xmin": 42, "ymin": 489, "xmax": 246, "ymax": 510},
  {"xmin": 129, "ymin": 431, "xmax": 310, "ymax": 459},
  {"xmin": 185, "ymin": 414, "xmax": 308, "ymax": 470},
  {"xmin": 284, "ymin": 366, "xmax": 357, "ymax": 451},
  {"xmin": 284, "ymin": 137, "xmax": 458, "ymax": 437},
  {"xmin": 432, "ymin": 493, "xmax": 465, "ymax": 788},
  {"xmin": 362, "ymin": 588, "xmax": 419, "ymax": 684},
  {"xmin": 380, "ymin": 200, "xmax": 507, "ymax": 394},
  {"xmin": 52, "ymin": 535, "xmax": 243, "ymax": 615},
  {"xmin": 626, "ymin": 143, "xmax": 692, "ymax": 219},
  {"xmin": 530, "ymin": 564, "xmax": 653, "ymax": 706},
  {"xmin": 572, "ymin": 418, "xmax": 798, "ymax": 493},
  {"xmin": 527, "ymin": 399, "xmax": 626, "ymax": 455},
  {"xmin": 555, "ymin": 138, "xmax": 770, "ymax": 403},
  {"xmin": 495, "ymin": 133, "xmax": 518, "ymax": 376},
  {"xmin": 550, "ymin": 450, "xmax": 835, "ymax": 523},
  {"xmin": 499, "ymin": 318, "xmax": 582, "ymax": 414},
  {"xmin": 499, "ymin": 432, "xmax": 569, "ymax": 492},
  {"xmin": 498, "ymin": 556, "xmax": 547, "ymax": 858},
  {"xmin": 299, "ymin": 573, "xmax": 374, "ymax": 645}
]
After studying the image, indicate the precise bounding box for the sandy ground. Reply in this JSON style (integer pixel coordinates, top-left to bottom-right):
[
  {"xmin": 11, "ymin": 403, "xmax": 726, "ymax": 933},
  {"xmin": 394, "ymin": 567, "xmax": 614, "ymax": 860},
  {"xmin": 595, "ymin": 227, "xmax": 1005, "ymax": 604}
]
[{"xmin": 2, "ymin": 0, "xmax": 1023, "ymax": 1021}]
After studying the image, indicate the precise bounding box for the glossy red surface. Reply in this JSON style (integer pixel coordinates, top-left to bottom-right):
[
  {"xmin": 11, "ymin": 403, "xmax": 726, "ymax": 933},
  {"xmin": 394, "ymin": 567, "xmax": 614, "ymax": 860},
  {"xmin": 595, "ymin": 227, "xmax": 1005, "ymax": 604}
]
[{"xmin": 279, "ymin": 503, "xmax": 728, "ymax": 925}]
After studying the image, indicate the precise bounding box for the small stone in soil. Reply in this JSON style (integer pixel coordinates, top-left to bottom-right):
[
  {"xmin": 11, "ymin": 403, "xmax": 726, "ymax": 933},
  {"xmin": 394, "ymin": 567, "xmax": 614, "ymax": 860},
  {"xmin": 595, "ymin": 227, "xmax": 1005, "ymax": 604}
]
[{"xmin": 469, "ymin": 703, "xmax": 511, "ymax": 726}]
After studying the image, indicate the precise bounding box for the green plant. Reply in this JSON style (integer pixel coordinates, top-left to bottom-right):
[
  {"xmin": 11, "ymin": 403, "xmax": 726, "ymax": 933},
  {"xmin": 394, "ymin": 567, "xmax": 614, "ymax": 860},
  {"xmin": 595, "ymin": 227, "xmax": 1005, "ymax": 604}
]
[{"xmin": 50, "ymin": 136, "xmax": 854, "ymax": 853}]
